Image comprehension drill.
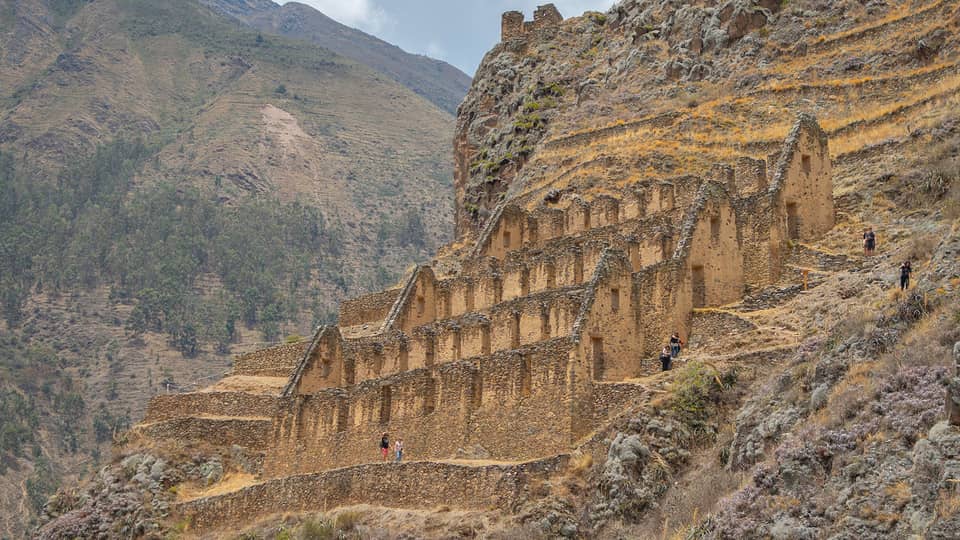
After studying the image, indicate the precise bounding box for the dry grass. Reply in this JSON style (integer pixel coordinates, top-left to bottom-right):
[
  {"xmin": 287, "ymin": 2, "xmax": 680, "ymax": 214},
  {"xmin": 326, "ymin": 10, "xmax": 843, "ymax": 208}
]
[
  {"xmin": 884, "ymin": 481, "xmax": 912, "ymax": 508},
  {"xmin": 175, "ymin": 472, "xmax": 258, "ymax": 502},
  {"xmin": 936, "ymin": 491, "xmax": 960, "ymax": 518},
  {"xmin": 819, "ymin": 0, "xmax": 943, "ymax": 45},
  {"xmin": 567, "ymin": 452, "xmax": 594, "ymax": 477}
]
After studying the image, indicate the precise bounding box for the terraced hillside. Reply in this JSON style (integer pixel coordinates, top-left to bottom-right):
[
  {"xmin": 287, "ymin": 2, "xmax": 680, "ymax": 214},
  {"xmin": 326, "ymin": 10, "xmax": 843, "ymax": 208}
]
[
  {"xmin": 454, "ymin": 0, "xmax": 959, "ymax": 238},
  {"xmin": 37, "ymin": 1, "xmax": 960, "ymax": 539},
  {"xmin": 0, "ymin": 0, "xmax": 458, "ymax": 536}
]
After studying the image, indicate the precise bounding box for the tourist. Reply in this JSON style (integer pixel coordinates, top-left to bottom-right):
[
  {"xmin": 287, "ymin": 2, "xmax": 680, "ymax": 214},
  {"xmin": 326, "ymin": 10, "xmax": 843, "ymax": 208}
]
[
  {"xmin": 669, "ymin": 332, "xmax": 683, "ymax": 358},
  {"xmin": 899, "ymin": 261, "xmax": 912, "ymax": 291},
  {"xmin": 380, "ymin": 432, "xmax": 390, "ymax": 462},
  {"xmin": 863, "ymin": 227, "xmax": 876, "ymax": 256},
  {"xmin": 395, "ymin": 437, "xmax": 404, "ymax": 462},
  {"xmin": 659, "ymin": 346, "xmax": 672, "ymax": 372}
]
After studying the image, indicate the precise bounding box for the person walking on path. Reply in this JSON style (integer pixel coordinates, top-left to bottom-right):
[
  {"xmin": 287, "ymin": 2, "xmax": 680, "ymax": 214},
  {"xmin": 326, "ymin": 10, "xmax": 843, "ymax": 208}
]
[
  {"xmin": 659, "ymin": 346, "xmax": 673, "ymax": 372},
  {"xmin": 900, "ymin": 261, "xmax": 912, "ymax": 291},
  {"xmin": 863, "ymin": 227, "xmax": 877, "ymax": 256},
  {"xmin": 394, "ymin": 437, "xmax": 404, "ymax": 463},
  {"xmin": 379, "ymin": 432, "xmax": 390, "ymax": 462},
  {"xmin": 669, "ymin": 332, "xmax": 683, "ymax": 359}
]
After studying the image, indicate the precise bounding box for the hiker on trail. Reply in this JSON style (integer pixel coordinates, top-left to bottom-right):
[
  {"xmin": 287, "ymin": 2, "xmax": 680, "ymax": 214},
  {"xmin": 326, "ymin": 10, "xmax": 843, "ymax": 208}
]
[
  {"xmin": 669, "ymin": 332, "xmax": 683, "ymax": 359},
  {"xmin": 900, "ymin": 261, "xmax": 912, "ymax": 291},
  {"xmin": 380, "ymin": 432, "xmax": 390, "ymax": 462},
  {"xmin": 395, "ymin": 437, "xmax": 404, "ymax": 462},
  {"xmin": 659, "ymin": 346, "xmax": 672, "ymax": 372},
  {"xmin": 863, "ymin": 227, "xmax": 877, "ymax": 256}
]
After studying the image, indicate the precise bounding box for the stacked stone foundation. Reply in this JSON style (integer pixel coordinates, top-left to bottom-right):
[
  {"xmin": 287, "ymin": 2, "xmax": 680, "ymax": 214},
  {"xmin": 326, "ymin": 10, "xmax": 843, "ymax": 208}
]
[{"xmin": 133, "ymin": 114, "xmax": 834, "ymax": 512}]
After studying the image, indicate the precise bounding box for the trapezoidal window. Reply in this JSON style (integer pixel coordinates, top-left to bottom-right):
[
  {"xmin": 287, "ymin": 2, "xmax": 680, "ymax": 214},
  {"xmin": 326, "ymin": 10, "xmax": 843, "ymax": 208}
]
[
  {"xmin": 710, "ymin": 216, "xmax": 721, "ymax": 243},
  {"xmin": 692, "ymin": 265, "xmax": 706, "ymax": 308},
  {"xmin": 379, "ymin": 385, "xmax": 392, "ymax": 424},
  {"xmin": 336, "ymin": 402, "xmax": 349, "ymax": 432},
  {"xmin": 511, "ymin": 312, "xmax": 521, "ymax": 349},
  {"xmin": 503, "ymin": 230, "xmax": 512, "ymax": 249},
  {"xmin": 610, "ymin": 288, "xmax": 620, "ymax": 313},
  {"xmin": 801, "ymin": 154, "xmax": 812, "ymax": 174},
  {"xmin": 591, "ymin": 337, "xmax": 604, "ymax": 381},
  {"xmin": 416, "ymin": 295, "xmax": 425, "ymax": 316},
  {"xmin": 520, "ymin": 355, "xmax": 532, "ymax": 397},
  {"xmin": 422, "ymin": 378, "xmax": 437, "ymax": 415}
]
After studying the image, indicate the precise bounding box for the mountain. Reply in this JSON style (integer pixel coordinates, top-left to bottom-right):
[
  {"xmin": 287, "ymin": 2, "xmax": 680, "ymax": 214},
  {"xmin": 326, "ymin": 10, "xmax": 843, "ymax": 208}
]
[
  {"xmin": 200, "ymin": 0, "xmax": 472, "ymax": 114},
  {"xmin": 31, "ymin": 0, "xmax": 960, "ymax": 538},
  {"xmin": 0, "ymin": 0, "xmax": 457, "ymax": 535}
]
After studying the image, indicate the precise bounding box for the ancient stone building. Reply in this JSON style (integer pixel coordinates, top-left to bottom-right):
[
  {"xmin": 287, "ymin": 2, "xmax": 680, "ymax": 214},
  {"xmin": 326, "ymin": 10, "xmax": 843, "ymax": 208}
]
[
  {"xmin": 501, "ymin": 4, "xmax": 563, "ymax": 42},
  {"xmin": 132, "ymin": 114, "xmax": 834, "ymax": 483}
]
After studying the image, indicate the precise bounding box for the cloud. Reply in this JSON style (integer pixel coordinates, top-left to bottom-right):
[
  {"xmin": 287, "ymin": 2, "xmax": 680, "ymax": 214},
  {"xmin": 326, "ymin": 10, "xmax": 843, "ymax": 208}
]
[
  {"xmin": 422, "ymin": 41, "xmax": 447, "ymax": 60},
  {"xmin": 291, "ymin": 0, "xmax": 390, "ymax": 33}
]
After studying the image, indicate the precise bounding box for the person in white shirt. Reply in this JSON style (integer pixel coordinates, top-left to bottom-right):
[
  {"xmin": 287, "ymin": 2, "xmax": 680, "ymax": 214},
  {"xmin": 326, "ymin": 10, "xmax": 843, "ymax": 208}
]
[{"xmin": 394, "ymin": 437, "xmax": 404, "ymax": 462}]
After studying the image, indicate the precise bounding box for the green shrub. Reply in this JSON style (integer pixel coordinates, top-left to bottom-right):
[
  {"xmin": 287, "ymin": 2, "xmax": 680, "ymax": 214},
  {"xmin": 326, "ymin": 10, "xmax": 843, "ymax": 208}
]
[
  {"xmin": 299, "ymin": 519, "xmax": 335, "ymax": 540},
  {"xmin": 668, "ymin": 362, "xmax": 736, "ymax": 425}
]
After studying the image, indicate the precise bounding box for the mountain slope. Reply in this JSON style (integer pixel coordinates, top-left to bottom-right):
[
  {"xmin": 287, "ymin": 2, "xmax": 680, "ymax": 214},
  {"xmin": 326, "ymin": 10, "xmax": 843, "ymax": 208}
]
[
  {"xmin": 0, "ymin": 0, "xmax": 456, "ymax": 535},
  {"xmin": 200, "ymin": 0, "xmax": 472, "ymax": 114}
]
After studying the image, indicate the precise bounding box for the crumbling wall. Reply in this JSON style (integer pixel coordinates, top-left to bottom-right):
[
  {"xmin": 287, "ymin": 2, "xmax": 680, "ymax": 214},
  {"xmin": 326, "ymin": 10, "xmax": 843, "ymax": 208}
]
[
  {"xmin": 294, "ymin": 327, "xmax": 345, "ymax": 393},
  {"xmin": 178, "ymin": 457, "xmax": 569, "ymax": 533},
  {"xmin": 771, "ymin": 113, "xmax": 834, "ymax": 241},
  {"xmin": 500, "ymin": 4, "xmax": 563, "ymax": 42},
  {"xmin": 631, "ymin": 258, "xmax": 693, "ymax": 359},
  {"xmin": 233, "ymin": 341, "xmax": 307, "ymax": 377},
  {"xmin": 338, "ymin": 288, "xmax": 401, "ymax": 328},
  {"xmin": 397, "ymin": 266, "xmax": 438, "ymax": 333},
  {"xmin": 266, "ymin": 345, "xmax": 575, "ymax": 476},
  {"xmin": 144, "ymin": 393, "xmax": 279, "ymax": 423},
  {"xmin": 682, "ymin": 186, "xmax": 745, "ymax": 308},
  {"xmin": 735, "ymin": 191, "xmax": 784, "ymax": 290},
  {"xmin": 131, "ymin": 417, "xmax": 272, "ymax": 451},
  {"xmin": 574, "ymin": 250, "xmax": 641, "ymax": 381}
]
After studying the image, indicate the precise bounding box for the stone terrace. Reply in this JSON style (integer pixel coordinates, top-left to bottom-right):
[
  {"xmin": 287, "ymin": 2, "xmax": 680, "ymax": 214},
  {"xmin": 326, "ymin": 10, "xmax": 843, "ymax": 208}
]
[{"xmin": 128, "ymin": 113, "xmax": 836, "ymax": 533}]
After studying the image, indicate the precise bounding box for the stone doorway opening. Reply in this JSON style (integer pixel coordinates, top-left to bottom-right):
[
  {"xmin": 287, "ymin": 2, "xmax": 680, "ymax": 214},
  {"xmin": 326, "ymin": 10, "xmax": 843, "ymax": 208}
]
[{"xmin": 786, "ymin": 202, "xmax": 800, "ymax": 240}]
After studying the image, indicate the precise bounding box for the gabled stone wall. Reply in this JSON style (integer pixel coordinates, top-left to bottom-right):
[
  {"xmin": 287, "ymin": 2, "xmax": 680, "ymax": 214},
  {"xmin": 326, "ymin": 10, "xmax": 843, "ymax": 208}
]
[{"xmin": 134, "ymin": 114, "xmax": 835, "ymax": 487}]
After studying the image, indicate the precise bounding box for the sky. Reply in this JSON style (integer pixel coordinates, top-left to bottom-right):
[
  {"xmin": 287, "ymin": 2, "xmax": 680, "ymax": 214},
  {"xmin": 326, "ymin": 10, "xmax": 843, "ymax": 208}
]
[{"xmin": 286, "ymin": 1, "xmax": 616, "ymax": 76}]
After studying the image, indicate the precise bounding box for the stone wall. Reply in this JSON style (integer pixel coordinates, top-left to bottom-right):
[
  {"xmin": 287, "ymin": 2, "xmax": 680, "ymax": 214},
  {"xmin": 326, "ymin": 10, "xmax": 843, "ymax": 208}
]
[
  {"xmin": 177, "ymin": 457, "xmax": 569, "ymax": 532},
  {"xmin": 131, "ymin": 417, "xmax": 272, "ymax": 451},
  {"xmin": 233, "ymin": 341, "xmax": 308, "ymax": 377},
  {"xmin": 144, "ymin": 393, "xmax": 279, "ymax": 423},
  {"xmin": 266, "ymin": 338, "xmax": 578, "ymax": 477},
  {"xmin": 500, "ymin": 4, "xmax": 563, "ymax": 42},
  {"xmin": 338, "ymin": 288, "xmax": 401, "ymax": 328},
  {"xmin": 771, "ymin": 113, "xmax": 834, "ymax": 241}
]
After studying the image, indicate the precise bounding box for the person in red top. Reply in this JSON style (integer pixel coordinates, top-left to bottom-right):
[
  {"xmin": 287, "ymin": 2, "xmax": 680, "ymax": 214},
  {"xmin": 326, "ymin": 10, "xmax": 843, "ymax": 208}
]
[{"xmin": 379, "ymin": 432, "xmax": 390, "ymax": 462}]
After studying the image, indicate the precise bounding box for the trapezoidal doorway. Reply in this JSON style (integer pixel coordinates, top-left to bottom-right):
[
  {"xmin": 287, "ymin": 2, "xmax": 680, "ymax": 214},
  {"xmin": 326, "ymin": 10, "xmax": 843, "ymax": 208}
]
[{"xmin": 786, "ymin": 202, "xmax": 800, "ymax": 240}]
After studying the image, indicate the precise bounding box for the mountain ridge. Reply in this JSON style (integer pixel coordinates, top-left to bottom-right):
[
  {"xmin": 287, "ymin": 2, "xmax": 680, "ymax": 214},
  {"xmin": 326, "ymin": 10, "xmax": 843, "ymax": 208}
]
[{"xmin": 199, "ymin": 0, "xmax": 472, "ymax": 114}]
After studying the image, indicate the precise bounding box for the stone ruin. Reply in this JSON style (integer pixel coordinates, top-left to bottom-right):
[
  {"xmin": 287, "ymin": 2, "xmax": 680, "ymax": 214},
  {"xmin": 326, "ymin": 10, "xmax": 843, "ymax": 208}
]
[
  {"xmin": 501, "ymin": 4, "xmax": 563, "ymax": 42},
  {"xmin": 130, "ymin": 113, "xmax": 834, "ymax": 527}
]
